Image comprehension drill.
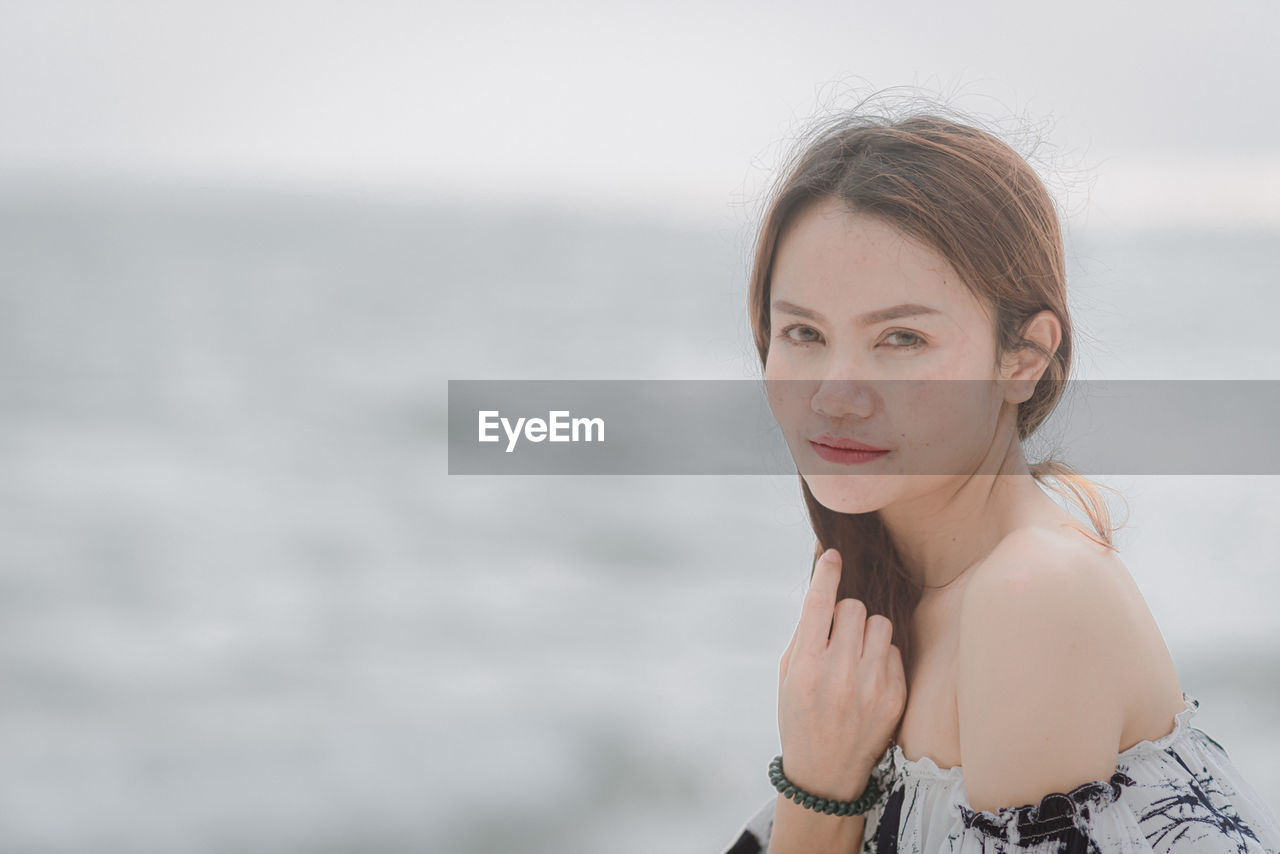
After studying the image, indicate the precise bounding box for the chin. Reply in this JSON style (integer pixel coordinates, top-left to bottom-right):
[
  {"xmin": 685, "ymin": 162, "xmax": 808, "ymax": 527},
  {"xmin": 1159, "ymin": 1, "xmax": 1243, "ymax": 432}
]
[{"xmin": 802, "ymin": 474, "xmax": 893, "ymax": 515}]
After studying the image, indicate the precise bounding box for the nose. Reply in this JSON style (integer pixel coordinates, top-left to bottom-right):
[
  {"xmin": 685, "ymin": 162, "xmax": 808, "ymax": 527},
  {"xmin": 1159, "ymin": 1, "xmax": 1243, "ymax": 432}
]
[{"xmin": 811, "ymin": 377, "xmax": 878, "ymax": 420}]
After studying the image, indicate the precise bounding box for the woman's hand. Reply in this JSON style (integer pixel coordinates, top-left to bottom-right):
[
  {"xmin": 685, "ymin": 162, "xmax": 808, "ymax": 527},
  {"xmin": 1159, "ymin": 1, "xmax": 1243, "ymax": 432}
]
[{"xmin": 777, "ymin": 548, "xmax": 907, "ymax": 801}]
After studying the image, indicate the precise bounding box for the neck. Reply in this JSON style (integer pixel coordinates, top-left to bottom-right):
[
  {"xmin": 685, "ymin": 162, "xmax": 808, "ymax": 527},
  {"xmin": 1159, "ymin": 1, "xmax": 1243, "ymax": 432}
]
[{"xmin": 876, "ymin": 407, "xmax": 1065, "ymax": 592}]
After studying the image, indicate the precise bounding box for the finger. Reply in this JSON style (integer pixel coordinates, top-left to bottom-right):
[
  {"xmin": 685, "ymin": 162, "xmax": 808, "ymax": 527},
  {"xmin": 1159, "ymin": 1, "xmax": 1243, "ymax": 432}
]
[
  {"xmin": 859, "ymin": 614, "xmax": 892, "ymax": 666},
  {"xmin": 779, "ymin": 624, "xmax": 798, "ymax": 683},
  {"xmin": 796, "ymin": 548, "xmax": 842, "ymax": 654},
  {"xmin": 829, "ymin": 596, "xmax": 867, "ymax": 669},
  {"xmin": 887, "ymin": 643, "xmax": 906, "ymax": 694}
]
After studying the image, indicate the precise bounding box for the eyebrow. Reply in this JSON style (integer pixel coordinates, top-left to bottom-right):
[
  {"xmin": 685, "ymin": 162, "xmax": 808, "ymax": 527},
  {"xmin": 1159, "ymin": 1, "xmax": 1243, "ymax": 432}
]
[{"xmin": 771, "ymin": 300, "xmax": 943, "ymax": 327}]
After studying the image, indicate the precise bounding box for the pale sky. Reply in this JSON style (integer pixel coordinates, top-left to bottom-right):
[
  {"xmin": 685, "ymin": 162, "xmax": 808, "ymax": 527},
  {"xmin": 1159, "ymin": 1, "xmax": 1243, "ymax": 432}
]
[{"xmin": 2, "ymin": 0, "xmax": 1276, "ymax": 228}]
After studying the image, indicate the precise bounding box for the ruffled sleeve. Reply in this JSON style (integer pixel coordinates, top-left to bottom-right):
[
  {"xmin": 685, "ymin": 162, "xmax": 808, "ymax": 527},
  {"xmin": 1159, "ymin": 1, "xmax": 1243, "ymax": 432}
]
[
  {"xmin": 883, "ymin": 692, "xmax": 1280, "ymax": 853},
  {"xmin": 952, "ymin": 770, "xmax": 1143, "ymax": 851}
]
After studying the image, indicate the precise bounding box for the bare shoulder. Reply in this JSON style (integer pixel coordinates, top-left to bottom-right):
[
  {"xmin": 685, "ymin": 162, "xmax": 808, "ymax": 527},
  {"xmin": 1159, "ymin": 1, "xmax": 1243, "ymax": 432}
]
[
  {"xmin": 955, "ymin": 525, "xmax": 1138, "ymax": 811},
  {"xmin": 960, "ymin": 524, "xmax": 1145, "ymax": 687},
  {"xmin": 966, "ymin": 524, "xmax": 1131, "ymax": 603}
]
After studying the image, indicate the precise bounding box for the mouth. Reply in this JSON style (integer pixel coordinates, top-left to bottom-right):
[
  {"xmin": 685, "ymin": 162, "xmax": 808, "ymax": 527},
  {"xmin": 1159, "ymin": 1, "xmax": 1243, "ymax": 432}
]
[{"xmin": 809, "ymin": 435, "xmax": 890, "ymax": 465}]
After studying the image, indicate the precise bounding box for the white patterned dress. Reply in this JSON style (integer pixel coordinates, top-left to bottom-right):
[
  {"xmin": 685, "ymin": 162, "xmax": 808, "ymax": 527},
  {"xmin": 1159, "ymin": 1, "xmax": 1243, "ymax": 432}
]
[{"xmin": 720, "ymin": 693, "xmax": 1280, "ymax": 853}]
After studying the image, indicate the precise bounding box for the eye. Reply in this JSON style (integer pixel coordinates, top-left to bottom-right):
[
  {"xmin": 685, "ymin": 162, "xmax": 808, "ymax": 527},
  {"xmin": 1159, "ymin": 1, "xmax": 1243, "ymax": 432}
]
[
  {"xmin": 883, "ymin": 330, "xmax": 926, "ymax": 349},
  {"xmin": 777, "ymin": 323, "xmax": 822, "ymax": 345}
]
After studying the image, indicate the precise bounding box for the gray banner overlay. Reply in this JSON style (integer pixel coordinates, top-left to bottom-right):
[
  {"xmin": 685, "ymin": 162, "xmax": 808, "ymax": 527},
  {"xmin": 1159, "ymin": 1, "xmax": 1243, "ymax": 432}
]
[{"xmin": 447, "ymin": 380, "xmax": 1280, "ymax": 475}]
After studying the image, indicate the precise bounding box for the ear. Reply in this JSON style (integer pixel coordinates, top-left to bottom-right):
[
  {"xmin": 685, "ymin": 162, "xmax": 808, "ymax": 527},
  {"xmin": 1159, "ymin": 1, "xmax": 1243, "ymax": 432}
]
[{"xmin": 999, "ymin": 310, "xmax": 1061, "ymax": 404}]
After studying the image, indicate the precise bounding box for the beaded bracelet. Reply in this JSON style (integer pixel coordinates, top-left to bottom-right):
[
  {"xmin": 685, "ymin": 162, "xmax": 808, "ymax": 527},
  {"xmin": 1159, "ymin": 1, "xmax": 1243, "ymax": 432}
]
[{"xmin": 768, "ymin": 755, "xmax": 883, "ymax": 816}]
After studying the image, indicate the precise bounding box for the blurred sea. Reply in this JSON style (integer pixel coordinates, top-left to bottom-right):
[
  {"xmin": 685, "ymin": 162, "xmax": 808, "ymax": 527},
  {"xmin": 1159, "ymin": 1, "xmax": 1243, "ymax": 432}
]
[{"xmin": 1, "ymin": 180, "xmax": 1277, "ymax": 853}]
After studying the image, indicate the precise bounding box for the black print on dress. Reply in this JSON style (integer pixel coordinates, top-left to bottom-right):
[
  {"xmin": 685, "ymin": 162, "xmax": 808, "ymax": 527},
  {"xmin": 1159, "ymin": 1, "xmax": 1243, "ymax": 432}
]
[
  {"xmin": 873, "ymin": 783, "xmax": 906, "ymax": 853},
  {"xmin": 1134, "ymin": 748, "xmax": 1262, "ymax": 853}
]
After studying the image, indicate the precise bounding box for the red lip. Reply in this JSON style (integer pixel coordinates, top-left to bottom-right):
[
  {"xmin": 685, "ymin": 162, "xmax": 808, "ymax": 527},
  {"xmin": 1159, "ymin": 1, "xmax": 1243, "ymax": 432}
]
[{"xmin": 811, "ymin": 434, "xmax": 889, "ymax": 452}]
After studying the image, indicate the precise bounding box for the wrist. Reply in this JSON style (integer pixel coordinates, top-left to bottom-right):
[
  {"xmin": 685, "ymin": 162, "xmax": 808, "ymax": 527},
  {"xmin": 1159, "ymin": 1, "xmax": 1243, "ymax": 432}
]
[
  {"xmin": 771, "ymin": 794, "xmax": 867, "ymax": 854},
  {"xmin": 774, "ymin": 755, "xmax": 877, "ymax": 801},
  {"xmin": 769, "ymin": 755, "xmax": 881, "ymax": 816}
]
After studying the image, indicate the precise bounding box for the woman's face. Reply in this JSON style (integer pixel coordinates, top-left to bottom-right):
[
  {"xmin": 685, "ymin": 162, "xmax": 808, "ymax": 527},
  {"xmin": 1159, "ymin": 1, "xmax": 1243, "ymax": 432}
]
[{"xmin": 764, "ymin": 197, "xmax": 1010, "ymax": 514}]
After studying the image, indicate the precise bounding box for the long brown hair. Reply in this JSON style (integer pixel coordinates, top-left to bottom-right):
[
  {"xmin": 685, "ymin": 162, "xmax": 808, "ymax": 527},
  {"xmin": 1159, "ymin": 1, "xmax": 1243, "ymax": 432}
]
[{"xmin": 747, "ymin": 103, "xmax": 1124, "ymax": 681}]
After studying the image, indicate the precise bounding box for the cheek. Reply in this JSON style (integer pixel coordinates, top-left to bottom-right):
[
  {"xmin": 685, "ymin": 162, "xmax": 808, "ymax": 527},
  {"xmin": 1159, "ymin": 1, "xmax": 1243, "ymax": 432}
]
[
  {"xmin": 881, "ymin": 380, "xmax": 962, "ymax": 435},
  {"xmin": 764, "ymin": 355, "xmax": 811, "ymax": 421},
  {"xmin": 763, "ymin": 343, "xmax": 798, "ymax": 379},
  {"xmin": 889, "ymin": 380, "xmax": 999, "ymax": 471},
  {"xmin": 765, "ymin": 382, "xmax": 815, "ymax": 444}
]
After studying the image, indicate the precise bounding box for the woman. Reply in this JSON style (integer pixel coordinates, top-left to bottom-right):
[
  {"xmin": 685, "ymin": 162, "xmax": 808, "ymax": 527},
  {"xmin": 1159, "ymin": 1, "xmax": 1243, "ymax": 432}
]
[{"xmin": 719, "ymin": 106, "xmax": 1280, "ymax": 853}]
